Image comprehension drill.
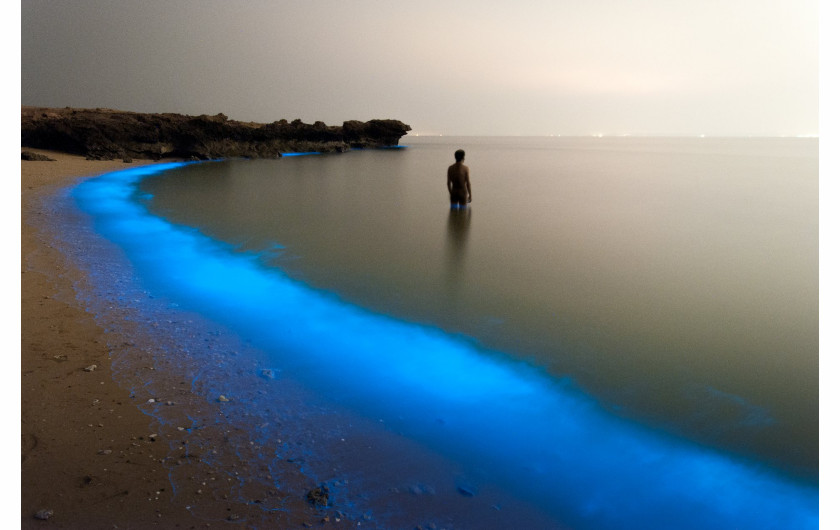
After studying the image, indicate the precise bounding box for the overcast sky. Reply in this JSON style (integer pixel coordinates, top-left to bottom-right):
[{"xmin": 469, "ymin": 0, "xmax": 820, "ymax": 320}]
[{"xmin": 21, "ymin": 0, "xmax": 818, "ymax": 136}]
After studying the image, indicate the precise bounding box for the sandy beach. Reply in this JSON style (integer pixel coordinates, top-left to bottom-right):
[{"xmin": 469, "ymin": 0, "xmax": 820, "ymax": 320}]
[{"xmin": 20, "ymin": 150, "xmax": 329, "ymax": 529}]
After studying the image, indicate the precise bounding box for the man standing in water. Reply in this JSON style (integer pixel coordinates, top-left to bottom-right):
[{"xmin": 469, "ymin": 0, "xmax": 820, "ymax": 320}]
[{"xmin": 447, "ymin": 149, "xmax": 472, "ymax": 207}]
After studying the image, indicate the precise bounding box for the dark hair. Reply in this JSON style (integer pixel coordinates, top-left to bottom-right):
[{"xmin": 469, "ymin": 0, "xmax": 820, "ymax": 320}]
[{"xmin": 454, "ymin": 149, "xmax": 465, "ymax": 162}]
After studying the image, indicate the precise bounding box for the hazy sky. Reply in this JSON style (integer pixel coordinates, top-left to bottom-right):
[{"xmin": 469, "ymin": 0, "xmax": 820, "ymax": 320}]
[{"xmin": 21, "ymin": 0, "xmax": 818, "ymax": 136}]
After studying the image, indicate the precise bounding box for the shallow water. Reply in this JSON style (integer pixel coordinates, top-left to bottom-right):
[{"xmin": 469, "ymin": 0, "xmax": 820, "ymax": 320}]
[
  {"xmin": 62, "ymin": 137, "xmax": 818, "ymax": 528},
  {"xmin": 140, "ymin": 137, "xmax": 818, "ymax": 474}
]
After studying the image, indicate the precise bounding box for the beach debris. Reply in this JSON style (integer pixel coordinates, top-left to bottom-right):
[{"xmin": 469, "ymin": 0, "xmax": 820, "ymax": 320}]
[
  {"xmin": 408, "ymin": 483, "xmax": 435, "ymax": 495},
  {"xmin": 457, "ymin": 485, "xmax": 477, "ymax": 498},
  {"xmin": 306, "ymin": 485, "xmax": 330, "ymax": 506},
  {"xmin": 97, "ymin": 449, "xmax": 112, "ymax": 455},
  {"xmin": 83, "ymin": 364, "xmax": 97, "ymax": 372},
  {"xmin": 218, "ymin": 395, "xmax": 230, "ymax": 403},
  {"xmin": 33, "ymin": 508, "xmax": 54, "ymax": 520},
  {"xmin": 260, "ymin": 368, "xmax": 278, "ymax": 379}
]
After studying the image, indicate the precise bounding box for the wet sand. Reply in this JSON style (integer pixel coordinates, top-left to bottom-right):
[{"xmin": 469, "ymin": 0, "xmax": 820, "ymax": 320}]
[{"xmin": 20, "ymin": 150, "xmax": 331, "ymax": 529}]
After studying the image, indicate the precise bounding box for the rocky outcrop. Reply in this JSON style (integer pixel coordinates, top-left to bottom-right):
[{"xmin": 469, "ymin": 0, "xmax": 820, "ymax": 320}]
[
  {"xmin": 21, "ymin": 150, "xmax": 56, "ymax": 161},
  {"xmin": 21, "ymin": 107, "xmax": 411, "ymax": 160}
]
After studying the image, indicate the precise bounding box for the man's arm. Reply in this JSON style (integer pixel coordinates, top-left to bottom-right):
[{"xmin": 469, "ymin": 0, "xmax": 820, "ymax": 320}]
[{"xmin": 465, "ymin": 168, "xmax": 472, "ymax": 202}]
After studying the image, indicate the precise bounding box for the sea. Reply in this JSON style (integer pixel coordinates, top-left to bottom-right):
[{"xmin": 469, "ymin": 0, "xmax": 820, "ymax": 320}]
[{"xmin": 54, "ymin": 136, "xmax": 818, "ymax": 528}]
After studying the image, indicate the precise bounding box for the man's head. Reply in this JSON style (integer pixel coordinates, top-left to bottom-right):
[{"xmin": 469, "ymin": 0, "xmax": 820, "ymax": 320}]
[{"xmin": 454, "ymin": 149, "xmax": 465, "ymax": 162}]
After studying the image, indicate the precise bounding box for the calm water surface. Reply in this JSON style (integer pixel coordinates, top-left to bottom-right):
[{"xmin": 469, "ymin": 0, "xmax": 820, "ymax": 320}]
[
  {"xmin": 62, "ymin": 136, "xmax": 816, "ymax": 528},
  {"xmin": 139, "ymin": 137, "xmax": 818, "ymax": 477}
]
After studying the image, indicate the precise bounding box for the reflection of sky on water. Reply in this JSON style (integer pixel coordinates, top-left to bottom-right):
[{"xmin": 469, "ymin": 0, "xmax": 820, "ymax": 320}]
[{"xmin": 73, "ymin": 162, "xmax": 818, "ymax": 529}]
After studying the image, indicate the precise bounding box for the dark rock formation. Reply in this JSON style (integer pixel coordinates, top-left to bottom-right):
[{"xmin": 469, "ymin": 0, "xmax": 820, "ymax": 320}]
[
  {"xmin": 305, "ymin": 485, "xmax": 330, "ymax": 507},
  {"xmin": 21, "ymin": 150, "xmax": 56, "ymax": 161},
  {"xmin": 21, "ymin": 107, "xmax": 411, "ymax": 161}
]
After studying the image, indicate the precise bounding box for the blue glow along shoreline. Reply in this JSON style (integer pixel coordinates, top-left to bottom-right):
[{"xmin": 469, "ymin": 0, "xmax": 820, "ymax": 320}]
[{"xmin": 71, "ymin": 161, "xmax": 818, "ymax": 529}]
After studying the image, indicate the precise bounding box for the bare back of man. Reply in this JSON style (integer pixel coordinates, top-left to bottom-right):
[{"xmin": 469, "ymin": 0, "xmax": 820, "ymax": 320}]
[{"xmin": 447, "ymin": 150, "xmax": 472, "ymax": 206}]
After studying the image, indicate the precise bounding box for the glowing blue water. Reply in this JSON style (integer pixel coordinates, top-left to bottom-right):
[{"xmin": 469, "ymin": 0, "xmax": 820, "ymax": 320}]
[{"xmin": 72, "ymin": 162, "xmax": 818, "ymax": 528}]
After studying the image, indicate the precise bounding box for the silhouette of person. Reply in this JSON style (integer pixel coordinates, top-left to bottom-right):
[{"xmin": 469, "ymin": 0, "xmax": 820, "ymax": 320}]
[{"xmin": 447, "ymin": 149, "xmax": 472, "ymax": 207}]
